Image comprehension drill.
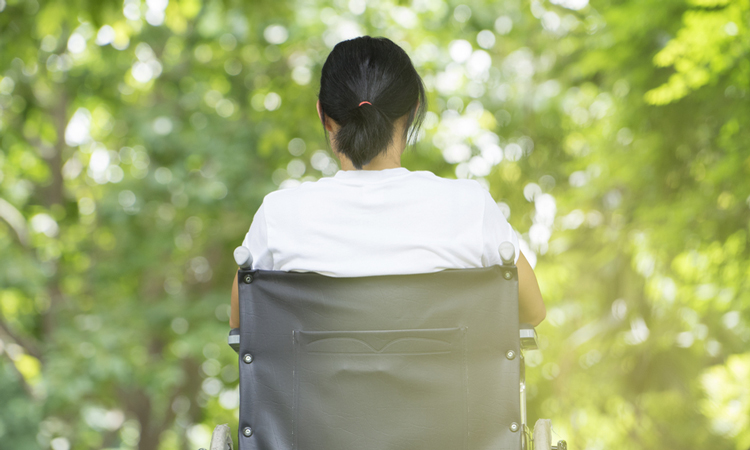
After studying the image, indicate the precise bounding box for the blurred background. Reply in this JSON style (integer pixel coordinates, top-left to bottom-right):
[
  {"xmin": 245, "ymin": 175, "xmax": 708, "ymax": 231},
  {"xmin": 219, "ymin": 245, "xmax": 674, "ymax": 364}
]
[{"xmin": 1, "ymin": 0, "xmax": 749, "ymax": 448}]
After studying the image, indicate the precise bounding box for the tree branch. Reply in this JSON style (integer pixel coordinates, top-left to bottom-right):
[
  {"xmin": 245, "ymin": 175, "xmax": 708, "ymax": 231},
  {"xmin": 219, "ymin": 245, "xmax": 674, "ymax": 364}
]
[
  {"xmin": 0, "ymin": 313, "xmax": 42, "ymax": 360},
  {"xmin": 1, "ymin": 353, "xmax": 34, "ymax": 398},
  {"xmin": 40, "ymin": 91, "xmax": 69, "ymax": 340},
  {"xmin": 0, "ymin": 198, "xmax": 29, "ymax": 246}
]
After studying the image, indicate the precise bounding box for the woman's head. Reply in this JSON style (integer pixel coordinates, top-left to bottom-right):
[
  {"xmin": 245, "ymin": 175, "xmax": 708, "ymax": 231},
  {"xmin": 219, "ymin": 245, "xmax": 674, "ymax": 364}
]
[{"xmin": 318, "ymin": 36, "xmax": 426, "ymax": 169}]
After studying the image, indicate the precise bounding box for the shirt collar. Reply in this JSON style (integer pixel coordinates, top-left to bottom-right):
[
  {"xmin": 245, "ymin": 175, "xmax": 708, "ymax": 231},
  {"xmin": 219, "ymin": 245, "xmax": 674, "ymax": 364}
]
[{"xmin": 333, "ymin": 167, "xmax": 410, "ymax": 180}]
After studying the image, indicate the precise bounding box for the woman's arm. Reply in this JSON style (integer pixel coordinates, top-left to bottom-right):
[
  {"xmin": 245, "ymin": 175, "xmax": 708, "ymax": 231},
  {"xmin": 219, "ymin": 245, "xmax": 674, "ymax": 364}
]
[
  {"xmin": 231, "ymin": 203, "xmax": 273, "ymax": 329},
  {"xmin": 517, "ymin": 251, "xmax": 546, "ymax": 326},
  {"xmin": 230, "ymin": 272, "xmax": 240, "ymax": 329}
]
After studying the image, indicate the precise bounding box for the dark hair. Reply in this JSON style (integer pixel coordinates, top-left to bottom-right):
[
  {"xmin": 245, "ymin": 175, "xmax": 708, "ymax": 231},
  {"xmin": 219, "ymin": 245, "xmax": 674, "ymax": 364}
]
[{"xmin": 318, "ymin": 36, "xmax": 427, "ymax": 169}]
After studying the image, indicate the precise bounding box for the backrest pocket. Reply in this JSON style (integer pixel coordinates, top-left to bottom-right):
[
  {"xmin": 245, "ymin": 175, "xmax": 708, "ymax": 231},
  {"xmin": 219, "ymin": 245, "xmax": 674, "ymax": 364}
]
[{"xmin": 293, "ymin": 328, "xmax": 468, "ymax": 450}]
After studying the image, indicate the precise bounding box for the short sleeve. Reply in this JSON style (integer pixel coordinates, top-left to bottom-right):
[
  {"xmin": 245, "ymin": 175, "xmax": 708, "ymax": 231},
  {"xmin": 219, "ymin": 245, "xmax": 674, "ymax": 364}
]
[
  {"xmin": 241, "ymin": 202, "xmax": 274, "ymax": 270},
  {"xmin": 481, "ymin": 191, "xmax": 520, "ymax": 266}
]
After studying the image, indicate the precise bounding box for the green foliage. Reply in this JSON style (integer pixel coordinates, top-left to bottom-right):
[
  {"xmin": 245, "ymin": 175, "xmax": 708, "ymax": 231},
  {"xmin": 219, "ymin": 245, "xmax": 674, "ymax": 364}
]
[
  {"xmin": 0, "ymin": 0, "xmax": 748, "ymax": 449},
  {"xmin": 646, "ymin": 0, "xmax": 750, "ymax": 104}
]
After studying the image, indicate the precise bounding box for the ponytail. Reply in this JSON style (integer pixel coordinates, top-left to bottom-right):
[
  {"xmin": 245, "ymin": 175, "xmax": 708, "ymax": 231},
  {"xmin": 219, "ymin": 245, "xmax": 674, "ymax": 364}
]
[{"xmin": 318, "ymin": 36, "xmax": 426, "ymax": 169}]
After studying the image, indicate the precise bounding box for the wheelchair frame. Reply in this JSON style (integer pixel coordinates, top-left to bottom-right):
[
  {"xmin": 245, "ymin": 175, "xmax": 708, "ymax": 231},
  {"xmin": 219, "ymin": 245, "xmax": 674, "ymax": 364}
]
[{"xmin": 202, "ymin": 245, "xmax": 566, "ymax": 450}]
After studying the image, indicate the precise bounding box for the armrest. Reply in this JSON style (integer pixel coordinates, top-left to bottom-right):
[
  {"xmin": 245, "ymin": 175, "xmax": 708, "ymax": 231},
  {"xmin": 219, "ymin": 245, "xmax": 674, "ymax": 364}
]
[
  {"xmin": 228, "ymin": 328, "xmax": 240, "ymax": 354},
  {"xmin": 520, "ymin": 323, "xmax": 538, "ymax": 351}
]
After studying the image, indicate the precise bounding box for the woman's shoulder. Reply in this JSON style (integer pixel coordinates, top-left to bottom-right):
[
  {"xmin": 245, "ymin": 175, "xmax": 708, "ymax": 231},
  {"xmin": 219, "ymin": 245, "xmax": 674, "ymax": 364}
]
[
  {"xmin": 409, "ymin": 170, "xmax": 489, "ymax": 195},
  {"xmin": 261, "ymin": 169, "xmax": 488, "ymax": 203},
  {"xmin": 259, "ymin": 177, "xmax": 339, "ymax": 211}
]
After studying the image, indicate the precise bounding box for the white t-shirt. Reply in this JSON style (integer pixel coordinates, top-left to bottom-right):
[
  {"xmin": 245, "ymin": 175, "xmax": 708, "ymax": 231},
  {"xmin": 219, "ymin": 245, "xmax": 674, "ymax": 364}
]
[{"xmin": 241, "ymin": 167, "xmax": 519, "ymax": 277}]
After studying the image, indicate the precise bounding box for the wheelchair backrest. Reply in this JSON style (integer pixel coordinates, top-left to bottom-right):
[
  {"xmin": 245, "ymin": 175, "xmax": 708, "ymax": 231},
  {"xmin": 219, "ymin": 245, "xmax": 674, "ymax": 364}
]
[{"xmin": 236, "ymin": 265, "xmax": 521, "ymax": 450}]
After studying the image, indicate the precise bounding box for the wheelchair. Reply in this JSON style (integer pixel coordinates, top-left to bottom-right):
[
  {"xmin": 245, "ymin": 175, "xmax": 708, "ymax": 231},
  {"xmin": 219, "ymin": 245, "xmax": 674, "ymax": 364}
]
[{"xmin": 202, "ymin": 243, "xmax": 566, "ymax": 450}]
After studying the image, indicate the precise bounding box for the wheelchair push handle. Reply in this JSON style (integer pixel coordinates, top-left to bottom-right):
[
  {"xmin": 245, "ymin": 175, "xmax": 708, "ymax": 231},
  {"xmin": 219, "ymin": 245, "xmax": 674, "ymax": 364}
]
[
  {"xmin": 234, "ymin": 246, "xmax": 253, "ymax": 269},
  {"xmin": 499, "ymin": 241, "xmax": 516, "ymax": 266}
]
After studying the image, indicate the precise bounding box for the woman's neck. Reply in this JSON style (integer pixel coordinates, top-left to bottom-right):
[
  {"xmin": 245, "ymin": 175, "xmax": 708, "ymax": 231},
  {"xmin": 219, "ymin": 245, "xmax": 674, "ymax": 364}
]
[
  {"xmin": 338, "ymin": 147, "xmax": 403, "ymax": 171},
  {"xmin": 335, "ymin": 119, "xmax": 408, "ymax": 171}
]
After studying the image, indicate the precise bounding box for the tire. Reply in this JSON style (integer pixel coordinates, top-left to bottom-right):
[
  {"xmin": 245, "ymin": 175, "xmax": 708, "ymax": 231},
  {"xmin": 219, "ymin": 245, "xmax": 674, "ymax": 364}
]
[
  {"xmin": 209, "ymin": 424, "xmax": 233, "ymax": 450},
  {"xmin": 533, "ymin": 419, "xmax": 552, "ymax": 450}
]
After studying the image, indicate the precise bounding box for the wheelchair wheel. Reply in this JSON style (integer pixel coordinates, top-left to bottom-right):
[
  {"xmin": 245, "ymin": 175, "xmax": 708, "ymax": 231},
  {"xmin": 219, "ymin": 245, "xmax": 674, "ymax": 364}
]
[
  {"xmin": 533, "ymin": 419, "xmax": 552, "ymax": 450},
  {"xmin": 208, "ymin": 424, "xmax": 233, "ymax": 450}
]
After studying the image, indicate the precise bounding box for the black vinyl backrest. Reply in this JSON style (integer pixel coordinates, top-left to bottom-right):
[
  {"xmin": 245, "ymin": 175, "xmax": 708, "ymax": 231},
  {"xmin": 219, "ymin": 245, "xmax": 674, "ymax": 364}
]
[{"xmin": 237, "ymin": 265, "xmax": 521, "ymax": 450}]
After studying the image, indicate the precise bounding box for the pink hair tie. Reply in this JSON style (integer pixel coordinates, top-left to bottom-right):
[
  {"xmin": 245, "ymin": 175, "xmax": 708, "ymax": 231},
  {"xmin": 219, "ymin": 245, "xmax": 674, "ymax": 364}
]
[{"xmin": 358, "ymin": 101, "xmax": 372, "ymax": 107}]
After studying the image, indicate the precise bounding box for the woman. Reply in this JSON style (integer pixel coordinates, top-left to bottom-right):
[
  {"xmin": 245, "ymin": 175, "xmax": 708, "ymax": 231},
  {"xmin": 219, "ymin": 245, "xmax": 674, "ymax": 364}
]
[{"xmin": 230, "ymin": 36, "xmax": 545, "ymax": 327}]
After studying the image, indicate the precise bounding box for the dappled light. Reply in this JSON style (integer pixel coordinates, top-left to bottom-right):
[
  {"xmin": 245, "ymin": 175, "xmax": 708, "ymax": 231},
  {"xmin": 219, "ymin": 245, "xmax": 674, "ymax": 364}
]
[{"xmin": 0, "ymin": 0, "xmax": 749, "ymax": 449}]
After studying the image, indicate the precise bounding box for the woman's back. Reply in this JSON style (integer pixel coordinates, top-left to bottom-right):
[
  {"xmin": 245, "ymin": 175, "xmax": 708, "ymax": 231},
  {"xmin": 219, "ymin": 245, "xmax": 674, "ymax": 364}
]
[
  {"xmin": 229, "ymin": 36, "xmax": 545, "ymax": 328},
  {"xmin": 242, "ymin": 167, "xmax": 519, "ymax": 277}
]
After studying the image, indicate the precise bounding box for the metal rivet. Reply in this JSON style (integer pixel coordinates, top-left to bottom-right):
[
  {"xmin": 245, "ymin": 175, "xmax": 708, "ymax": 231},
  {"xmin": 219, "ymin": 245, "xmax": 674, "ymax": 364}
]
[
  {"xmin": 506, "ymin": 350, "xmax": 516, "ymax": 360},
  {"xmin": 243, "ymin": 353, "xmax": 254, "ymax": 364},
  {"xmin": 243, "ymin": 274, "xmax": 253, "ymax": 284},
  {"xmin": 243, "ymin": 427, "xmax": 253, "ymax": 437},
  {"xmin": 510, "ymin": 422, "xmax": 519, "ymax": 432},
  {"xmin": 503, "ymin": 271, "xmax": 513, "ymax": 280}
]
